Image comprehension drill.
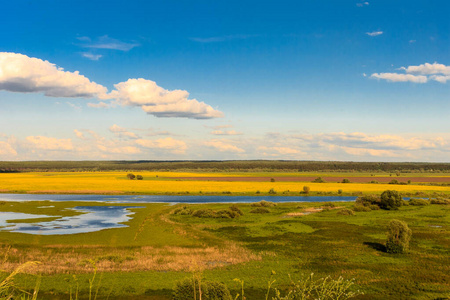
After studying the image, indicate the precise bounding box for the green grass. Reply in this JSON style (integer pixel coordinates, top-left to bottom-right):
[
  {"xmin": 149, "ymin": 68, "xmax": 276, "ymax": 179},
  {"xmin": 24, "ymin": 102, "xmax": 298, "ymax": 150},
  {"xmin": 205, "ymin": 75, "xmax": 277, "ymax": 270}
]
[{"xmin": 1, "ymin": 200, "xmax": 449, "ymax": 299}]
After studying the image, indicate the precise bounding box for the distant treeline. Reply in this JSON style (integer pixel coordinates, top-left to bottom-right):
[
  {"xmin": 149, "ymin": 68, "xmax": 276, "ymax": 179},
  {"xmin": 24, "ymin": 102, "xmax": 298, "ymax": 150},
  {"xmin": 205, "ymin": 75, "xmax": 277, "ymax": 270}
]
[{"xmin": 0, "ymin": 160, "xmax": 449, "ymax": 173}]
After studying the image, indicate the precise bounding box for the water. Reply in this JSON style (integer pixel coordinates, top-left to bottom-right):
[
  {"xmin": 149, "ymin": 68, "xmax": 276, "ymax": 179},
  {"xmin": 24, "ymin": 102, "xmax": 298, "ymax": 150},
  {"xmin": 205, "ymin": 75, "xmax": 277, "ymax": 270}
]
[
  {"xmin": 0, "ymin": 194, "xmax": 356, "ymax": 204},
  {"xmin": 0, "ymin": 194, "xmax": 356, "ymax": 235},
  {"xmin": 0, "ymin": 206, "xmax": 141, "ymax": 235}
]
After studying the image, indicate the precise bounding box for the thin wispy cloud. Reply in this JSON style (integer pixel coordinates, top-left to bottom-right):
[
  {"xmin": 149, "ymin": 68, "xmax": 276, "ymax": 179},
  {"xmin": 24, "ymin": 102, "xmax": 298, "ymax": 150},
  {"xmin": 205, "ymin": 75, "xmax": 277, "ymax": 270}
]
[
  {"xmin": 81, "ymin": 52, "xmax": 102, "ymax": 61},
  {"xmin": 190, "ymin": 34, "xmax": 260, "ymax": 43},
  {"xmin": 366, "ymin": 31, "xmax": 383, "ymax": 37},
  {"xmin": 77, "ymin": 35, "xmax": 139, "ymax": 51},
  {"xmin": 356, "ymin": 2, "xmax": 369, "ymax": 7}
]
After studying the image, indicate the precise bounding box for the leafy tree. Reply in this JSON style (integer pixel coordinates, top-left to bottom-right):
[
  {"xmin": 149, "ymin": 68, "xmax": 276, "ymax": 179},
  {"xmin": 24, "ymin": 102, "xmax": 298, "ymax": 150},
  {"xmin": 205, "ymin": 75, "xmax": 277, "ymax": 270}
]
[
  {"xmin": 126, "ymin": 173, "xmax": 135, "ymax": 180},
  {"xmin": 342, "ymin": 178, "xmax": 350, "ymax": 183},
  {"xmin": 136, "ymin": 175, "xmax": 143, "ymax": 180},
  {"xmin": 303, "ymin": 186, "xmax": 310, "ymax": 194},
  {"xmin": 380, "ymin": 190, "xmax": 402, "ymax": 210},
  {"xmin": 386, "ymin": 219, "xmax": 412, "ymax": 254}
]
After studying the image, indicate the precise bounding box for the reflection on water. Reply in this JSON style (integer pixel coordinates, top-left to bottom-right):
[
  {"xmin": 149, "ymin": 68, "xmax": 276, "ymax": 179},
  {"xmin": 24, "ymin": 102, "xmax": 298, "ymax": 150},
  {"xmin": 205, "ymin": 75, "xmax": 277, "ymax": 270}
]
[{"xmin": 0, "ymin": 206, "xmax": 141, "ymax": 235}]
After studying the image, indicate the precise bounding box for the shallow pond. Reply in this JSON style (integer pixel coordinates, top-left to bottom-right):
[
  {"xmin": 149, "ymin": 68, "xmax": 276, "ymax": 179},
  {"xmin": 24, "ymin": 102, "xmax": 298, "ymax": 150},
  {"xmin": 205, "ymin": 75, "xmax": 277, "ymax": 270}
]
[{"xmin": 0, "ymin": 206, "xmax": 140, "ymax": 235}]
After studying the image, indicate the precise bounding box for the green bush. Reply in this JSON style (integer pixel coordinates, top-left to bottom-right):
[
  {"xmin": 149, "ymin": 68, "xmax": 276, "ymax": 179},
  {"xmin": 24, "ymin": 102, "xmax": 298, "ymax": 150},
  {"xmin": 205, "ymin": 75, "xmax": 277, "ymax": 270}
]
[
  {"xmin": 136, "ymin": 175, "xmax": 143, "ymax": 180},
  {"xmin": 386, "ymin": 219, "xmax": 412, "ymax": 254},
  {"xmin": 126, "ymin": 173, "xmax": 135, "ymax": 180},
  {"xmin": 322, "ymin": 202, "xmax": 336, "ymax": 208},
  {"xmin": 352, "ymin": 205, "xmax": 371, "ymax": 212},
  {"xmin": 268, "ymin": 188, "xmax": 277, "ymax": 195},
  {"xmin": 229, "ymin": 205, "xmax": 244, "ymax": 216},
  {"xmin": 337, "ymin": 208, "xmax": 354, "ymax": 216},
  {"xmin": 380, "ymin": 190, "xmax": 402, "ymax": 210},
  {"xmin": 250, "ymin": 207, "xmax": 270, "ymax": 214},
  {"xmin": 389, "ymin": 179, "xmax": 399, "ymax": 184},
  {"xmin": 192, "ymin": 209, "xmax": 216, "ymax": 218},
  {"xmin": 368, "ymin": 204, "xmax": 380, "ymax": 210},
  {"xmin": 313, "ymin": 177, "xmax": 326, "ymax": 183},
  {"xmin": 342, "ymin": 178, "xmax": 350, "ymax": 183},
  {"xmin": 173, "ymin": 278, "xmax": 232, "ymax": 300},
  {"xmin": 251, "ymin": 200, "xmax": 276, "ymax": 207},
  {"xmin": 303, "ymin": 186, "xmax": 310, "ymax": 194},
  {"xmin": 430, "ymin": 198, "xmax": 450, "ymax": 205},
  {"xmin": 173, "ymin": 206, "xmax": 193, "ymax": 215},
  {"xmin": 409, "ymin": 198, "xmax": 429, "ymax": 206},
  {"xmin": 355, "ymin": 195, "xmax": 380, "ymax": 207}
]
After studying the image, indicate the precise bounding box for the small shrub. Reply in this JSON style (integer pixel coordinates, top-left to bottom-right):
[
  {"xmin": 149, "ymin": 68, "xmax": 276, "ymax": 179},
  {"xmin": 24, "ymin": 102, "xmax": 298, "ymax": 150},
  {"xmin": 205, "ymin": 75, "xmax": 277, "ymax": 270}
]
[
  {"xmin": 322, "ymin": 202, "xmax": 336, "ymax": 208},
  {"xmin": 369, "ymin": 204, "xmax": 380, "ymax": 210},
  {"xmin": 313, "ymin": 177, "xmax": 325, "ymax": 183},
  {"xmin": 229, "ymin": 205, "xmax": 244, "ymax": 216},
  {"xmin": 126, "ymin": 173, "xmax": 135, "ymax": 180},
  {"xmin": 303, "ymin": 186, "xmax": 310, "ymax": 194},
  {"xmin": 386, "ymin": 219, "xmax": 412, "ymax": 254},
  {"xmin": 352, "ymin": 205, "xmax": 371, "ymax": 212},
  {"xmin": 270, "ymin": 178, "xmax": 276, "ymax": 182},
  {"xmin": 430, "ymin": 198, "xmax": 450, "ymax": 205},
  {"xmin": 389, "ymin": 179, "xmax": 399, "ymax": 185},
  {"xmin": 338, "ymin": 189, "xmax": 343, "ymax": 195},
  {"xmin": 355, "ymin": 195, "xmax": 380, "ymax": 207},
  {"xmin": 337, "ymin": 209, "xmax": 354, "ymax": 216},
  {"xmin": 380, "ymin": 190, "xmax": 402, "ymax": 210},
  {"xmin": 402, "ymin": 200, "xmax": 410, "ymax": 206},
  {"xmin": 192, "ymin": 209, "xmax": 216, "ymax": 218},
  {"xmin": 250, "ymin": 207, "xmax": 270, "ymax": 214},
  {"xmin": 369, "ymin": 180, "xmax": 379, "ymax": 184},
  {"xmin": 136, "ymin": 175, "xmax": 143, "ymax": 180},
  {"xmin": 173, "ymin": 206, "xmax": 193, "ymax": 215},
  {"xmin": 256, "ymin": 190, "xmax": 261, "ymax": 194},
  {"xmin": 173, "ymin": 278, "xmax": 232, "ymax": 300},
  {"xmin": 268, "ymin": 188, "xmax": 277, "ymax": 195},
  {"xmin": 409, "ymin": 198, "xmax": 429, "ymax": 206},
  {"xmin": 342, "ymin": 178, "xmax": 350, "ymax": 183}
]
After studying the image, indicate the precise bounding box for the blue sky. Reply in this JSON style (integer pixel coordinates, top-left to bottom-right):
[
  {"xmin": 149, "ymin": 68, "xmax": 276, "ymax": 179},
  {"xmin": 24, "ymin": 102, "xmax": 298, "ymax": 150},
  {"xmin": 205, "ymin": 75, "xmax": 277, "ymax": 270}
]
[{"xmin": 0, "ymin": 0, "xmax": 449, "ymax": 161}]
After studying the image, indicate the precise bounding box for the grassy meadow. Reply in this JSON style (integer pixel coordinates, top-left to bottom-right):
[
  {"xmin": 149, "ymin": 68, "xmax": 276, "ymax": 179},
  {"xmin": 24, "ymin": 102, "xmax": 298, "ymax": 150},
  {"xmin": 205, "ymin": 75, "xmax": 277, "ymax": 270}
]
[
  {"xmin": 0, "ymin": 168, "xmax": 449, "ymax": 299},
  {"xmin": 1, "ymin": 199, "xmax": 449, "ymax": 299}
]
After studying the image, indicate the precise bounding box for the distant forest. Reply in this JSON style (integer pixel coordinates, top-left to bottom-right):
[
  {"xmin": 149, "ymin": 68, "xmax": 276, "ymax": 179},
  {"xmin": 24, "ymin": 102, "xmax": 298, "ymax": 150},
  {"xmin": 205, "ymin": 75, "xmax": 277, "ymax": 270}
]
[{"xmin": 0, "ymin": 160, "xmax": 449, "ymax": 173}]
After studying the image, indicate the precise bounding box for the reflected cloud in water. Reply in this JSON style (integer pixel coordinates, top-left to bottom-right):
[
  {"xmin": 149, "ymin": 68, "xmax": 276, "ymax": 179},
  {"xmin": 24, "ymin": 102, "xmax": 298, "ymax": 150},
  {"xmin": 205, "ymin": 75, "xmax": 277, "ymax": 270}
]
[{"xmin": 0, "ymin": 206, "xmax": 141, "ymax": 235}]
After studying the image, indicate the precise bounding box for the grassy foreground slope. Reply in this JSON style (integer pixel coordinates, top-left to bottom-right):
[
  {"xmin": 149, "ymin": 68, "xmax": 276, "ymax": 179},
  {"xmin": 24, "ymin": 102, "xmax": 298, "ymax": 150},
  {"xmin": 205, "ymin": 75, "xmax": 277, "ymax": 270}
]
[{"xmin": 1, "ymin": 200, "xmax": 449, "ymax": 299}]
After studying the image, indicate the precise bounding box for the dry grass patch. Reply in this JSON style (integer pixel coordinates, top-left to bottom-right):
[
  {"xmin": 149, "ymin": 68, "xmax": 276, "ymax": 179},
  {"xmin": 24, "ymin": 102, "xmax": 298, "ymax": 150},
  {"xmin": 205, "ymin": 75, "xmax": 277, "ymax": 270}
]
[{"xmin": 1, "ymin": 243, "xmax": 260, "ymax": 275}]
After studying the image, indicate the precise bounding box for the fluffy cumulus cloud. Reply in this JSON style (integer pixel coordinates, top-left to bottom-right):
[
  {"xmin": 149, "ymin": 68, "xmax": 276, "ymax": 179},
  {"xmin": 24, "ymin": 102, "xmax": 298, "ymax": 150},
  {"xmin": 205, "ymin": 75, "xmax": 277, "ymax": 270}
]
[
  {"xmin": 109, "ymin": 124, "xmax": 140, "ymax": 139},
  {"xmin": 0, "ymin": 141, "xmax": 17, "ymax": 156},
  {"xmin": 1, "ymin": 52, "xmax": 223, "ymax": 119},
  {"xmin": 109, "ymin": 78, "xmax": 224, "ymax": 119},
  {"xmin": 26, "ymin": 136, "xmax": 73, "ymax": 150},
  {"xmin": 0, "ymin": 52, "xmax": 108, "ymax": 98},
  {"xmin": 204, "ymin": 139, "xmax": 245, "ymax": 153},
  {"xmin": 136, "ymin": 137, "xmax": 187, "ymax": 154},
  {"xmin": 371, "ymin": 62, "xmax": 450, "ymax": 83}
]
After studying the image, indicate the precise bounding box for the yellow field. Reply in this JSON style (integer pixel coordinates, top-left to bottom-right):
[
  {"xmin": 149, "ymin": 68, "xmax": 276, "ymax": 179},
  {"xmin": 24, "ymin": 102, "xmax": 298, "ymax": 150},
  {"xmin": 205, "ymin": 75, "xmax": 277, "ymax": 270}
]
[{"xmin": 0, "ymin": 171, "xmax": 449, "ymax": 195}]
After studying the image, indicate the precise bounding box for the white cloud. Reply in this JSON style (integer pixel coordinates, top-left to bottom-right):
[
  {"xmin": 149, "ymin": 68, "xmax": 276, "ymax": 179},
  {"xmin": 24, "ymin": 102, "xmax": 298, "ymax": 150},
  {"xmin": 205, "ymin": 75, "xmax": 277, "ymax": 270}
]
[
  {"xmin": 26, "ymin": 136, "xmax": 73, "ymax": 150},
  {"xmin": 81, "ymin": 52, "xmax": 102, "ymax": 61},
  {"xmin": 211, "ymin": 130, "xmax": 242, "ymax": 135},
  {"xmin": 400, "ymin": 62, "xmax": 450, "ymax": 75},
  {"xmin": 66, "ymin": 101, "xmax": 82, "ymax": 111},
  {"xmin": 371, "ymin": 62, "xmax": 450, "ymax": 84},
  {"xmin": 190, "ymin": 34, "xmax": 259, "ymax": 43},
  {"xmin": 356, "ymin": 2, "xmax": 369, "ymax": 7},
  {"xmin": 109, "ymin": 78, "xmax": 224, "ymax": 119},
  {"xmin": 73, "ymin": 129, "xmax": 85, "ymax": 140},
  {"xmin": 0, "ymin": 141, "xmax": 17, "ymax": 156},
  {"xmin": 78, "ymin": 35, "xmax": 139, "ymax": 51},
  {"xmin": 430, "ymin": 75, "xmax": 450, "ymax": 83},
  {"xmin": 0, "ymin": 52, "xmax": 108, "ymax": 98},
  {"xmin": 204, "ymin": 140, "xmax": 245, "ymax": 153},
  {"xmin": 370, "ymin": 73, "xmax": 428, "ymax": 83},
  {"xmin": 366, "ymin": 31, "xmax": 383, "ymax": 37},
  {"xmin": 136, "ymin": 137, "xmax": 187, "ymax": 154},
  {"xmin": 109, "ymin": 124, "xmax": 139, "ymax": 139}
]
